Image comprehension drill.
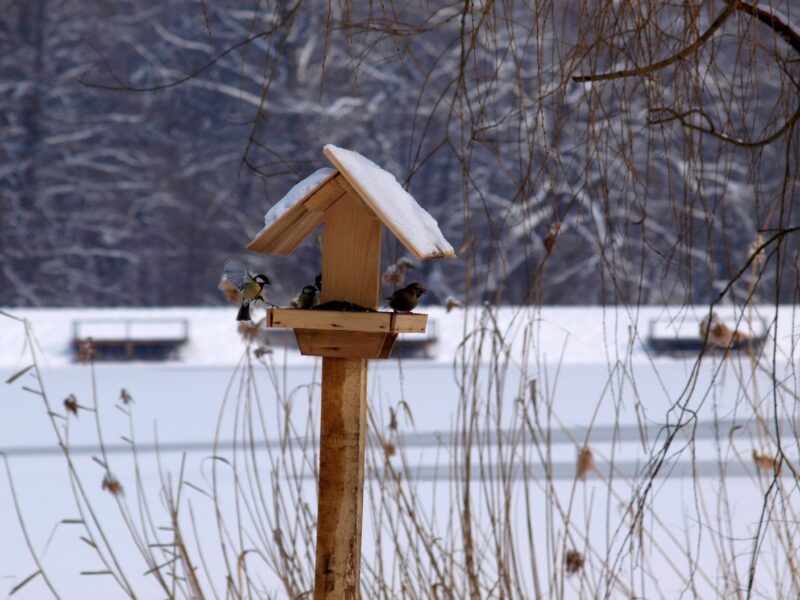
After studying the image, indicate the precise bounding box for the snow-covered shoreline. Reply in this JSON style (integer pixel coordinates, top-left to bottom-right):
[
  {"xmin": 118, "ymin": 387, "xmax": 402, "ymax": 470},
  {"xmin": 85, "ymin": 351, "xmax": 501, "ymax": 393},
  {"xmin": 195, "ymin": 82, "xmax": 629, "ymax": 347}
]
[{"xmin": 1, "ymin": 304, "xmax": 797, "ymax": 368}]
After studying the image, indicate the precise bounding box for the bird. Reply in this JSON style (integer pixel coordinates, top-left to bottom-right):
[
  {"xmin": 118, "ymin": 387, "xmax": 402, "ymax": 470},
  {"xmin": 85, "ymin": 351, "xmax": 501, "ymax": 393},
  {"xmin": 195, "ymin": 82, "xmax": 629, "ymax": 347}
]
[
  {"xmin": 291, "ymin": 285, "xmax": 319, "ymax": 309},
  {"xmin": 386, "ymin": 282, "xmax": 426, "ymax": 312},
  {"xmin": 315, "ymin": 273, "xmax": 322, "ymax": 291},
  {"xmin": 223, "ymin": 256, "xmax": 271, "ymax": 321},
  {"xmin": 699, "ymin": 312, "xmax": 745, "ymax": 348}
]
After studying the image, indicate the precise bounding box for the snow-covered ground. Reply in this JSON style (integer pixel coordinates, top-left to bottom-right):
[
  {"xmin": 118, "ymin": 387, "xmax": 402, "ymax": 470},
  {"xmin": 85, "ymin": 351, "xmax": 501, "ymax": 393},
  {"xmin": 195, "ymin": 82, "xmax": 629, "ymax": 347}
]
[{"xmin": 0, "ymin": 305, "xmax": 798, "ymax": 598}]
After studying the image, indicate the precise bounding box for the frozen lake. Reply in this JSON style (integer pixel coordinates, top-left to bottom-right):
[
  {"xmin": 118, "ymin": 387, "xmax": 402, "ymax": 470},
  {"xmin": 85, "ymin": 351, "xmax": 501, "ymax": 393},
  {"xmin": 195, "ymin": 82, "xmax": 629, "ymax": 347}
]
[{"xmin": 1, "ymin": 306, "xmax": 798, "ymax": 597}]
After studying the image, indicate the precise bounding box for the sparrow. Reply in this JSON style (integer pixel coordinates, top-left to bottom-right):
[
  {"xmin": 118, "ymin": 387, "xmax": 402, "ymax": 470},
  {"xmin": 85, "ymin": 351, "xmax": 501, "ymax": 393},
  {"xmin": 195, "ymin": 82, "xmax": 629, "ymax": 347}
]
[
  {"xmin": 224, "ymin": 256, "xmax": 271, "ymax": 321},
  {"xmin": 291, "ymin": 285, "xmax": 320, "ymax": 309},
  {"xmin": 386, "ymin": 282, "xmax": 426, "ymax": 312}
]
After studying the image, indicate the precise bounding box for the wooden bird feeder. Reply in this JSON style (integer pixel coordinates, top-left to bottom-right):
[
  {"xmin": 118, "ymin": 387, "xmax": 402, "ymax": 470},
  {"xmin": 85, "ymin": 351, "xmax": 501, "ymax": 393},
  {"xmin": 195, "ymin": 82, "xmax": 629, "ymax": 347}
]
[{"xmin": 245, "ymin": 144, "xmax": 455, "ymax": 599}]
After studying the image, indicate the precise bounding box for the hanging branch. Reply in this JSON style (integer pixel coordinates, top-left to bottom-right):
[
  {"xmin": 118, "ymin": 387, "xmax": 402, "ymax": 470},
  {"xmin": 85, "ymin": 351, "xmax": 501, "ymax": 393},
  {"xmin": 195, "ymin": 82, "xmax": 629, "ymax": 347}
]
[
  {"xmin": 574, "ymin": 0, "xmax": 800, "ymax": 148},
  {"xmin": 572, "ymin": 0, "xmax": 743, "ymax": 83}
]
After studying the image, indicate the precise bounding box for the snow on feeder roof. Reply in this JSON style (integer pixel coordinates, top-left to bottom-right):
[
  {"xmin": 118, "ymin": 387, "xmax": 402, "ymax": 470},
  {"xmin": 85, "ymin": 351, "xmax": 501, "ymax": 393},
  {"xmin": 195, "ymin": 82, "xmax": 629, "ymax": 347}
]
[{"xmin": 246, "ymin": 145, "xmax": 455, "ymax": 260}]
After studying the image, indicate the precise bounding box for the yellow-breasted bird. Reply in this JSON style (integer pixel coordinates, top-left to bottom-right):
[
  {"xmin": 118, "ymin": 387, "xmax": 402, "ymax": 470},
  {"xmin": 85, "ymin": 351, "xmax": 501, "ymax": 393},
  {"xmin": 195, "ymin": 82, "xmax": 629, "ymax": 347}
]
[
  {"xmin": 291, "ymin": 285, "xmax": 319, "ymax": 309},
  {"xmin": 386, "ymin": 282, "xmax": 426, "ymax": 312},
  {"xmin": 224, "ymin": 256, "xmax": 271, "ymax": 321}
]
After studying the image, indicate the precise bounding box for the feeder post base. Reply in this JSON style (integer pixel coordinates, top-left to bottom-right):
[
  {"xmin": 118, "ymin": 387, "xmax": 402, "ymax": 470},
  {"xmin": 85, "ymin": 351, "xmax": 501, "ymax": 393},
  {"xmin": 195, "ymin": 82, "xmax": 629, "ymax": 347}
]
[{"xmin": 314, "ymin": 357, "xmax": 367, "ymax": 599}]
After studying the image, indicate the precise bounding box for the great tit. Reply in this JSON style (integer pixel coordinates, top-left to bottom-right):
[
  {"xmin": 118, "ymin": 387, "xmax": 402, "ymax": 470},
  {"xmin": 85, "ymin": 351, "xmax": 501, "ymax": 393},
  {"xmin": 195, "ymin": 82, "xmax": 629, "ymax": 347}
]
[
  {"xmin": 224, "ymin": 256, "xmax": 271, "ymax": 321},
  {"xmin": 290, "ymin": 285, "xmax": 319, "ymax": 309},
  {"xmin": 386, "ymin": 282, "xmax": 426, "ymax": 312}
]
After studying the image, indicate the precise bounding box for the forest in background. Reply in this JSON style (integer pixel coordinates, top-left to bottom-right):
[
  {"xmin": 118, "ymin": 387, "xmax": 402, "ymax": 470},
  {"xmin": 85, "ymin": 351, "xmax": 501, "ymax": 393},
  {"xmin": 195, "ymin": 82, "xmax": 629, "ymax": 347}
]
[{"xmin": 2, "ymin": 0, "xmax": 798, "ymax": 307}]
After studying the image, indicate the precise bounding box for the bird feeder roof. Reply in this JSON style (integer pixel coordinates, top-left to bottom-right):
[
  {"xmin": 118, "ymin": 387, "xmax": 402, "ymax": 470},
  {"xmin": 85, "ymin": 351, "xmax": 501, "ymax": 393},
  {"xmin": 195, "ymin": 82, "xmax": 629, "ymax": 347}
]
[{"xmin": 246, "ymin": 145, "xmax": 456, "ymax": 260}]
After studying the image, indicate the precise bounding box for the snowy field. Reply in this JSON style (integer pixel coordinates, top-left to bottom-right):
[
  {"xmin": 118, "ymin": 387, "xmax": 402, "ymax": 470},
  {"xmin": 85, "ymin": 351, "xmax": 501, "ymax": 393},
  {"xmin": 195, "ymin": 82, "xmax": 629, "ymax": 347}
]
[{"xmin": 1, "ymin": 305, "xmax": 798, "ymax": 598}]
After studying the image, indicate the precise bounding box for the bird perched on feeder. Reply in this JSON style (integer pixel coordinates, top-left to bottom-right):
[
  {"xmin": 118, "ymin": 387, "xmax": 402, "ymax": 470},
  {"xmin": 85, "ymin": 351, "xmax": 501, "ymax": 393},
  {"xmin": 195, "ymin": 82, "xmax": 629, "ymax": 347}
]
[
  {"xmin": 386, "ymin": 282, "xmax": 426, "ymax": 312},
  {"xmin": 291, "ymin": 285, "xmax": 320, "ymax": 309},
  {"xmin": 223, "ymin": 256, "xmax": 271, "ymax": 321}
]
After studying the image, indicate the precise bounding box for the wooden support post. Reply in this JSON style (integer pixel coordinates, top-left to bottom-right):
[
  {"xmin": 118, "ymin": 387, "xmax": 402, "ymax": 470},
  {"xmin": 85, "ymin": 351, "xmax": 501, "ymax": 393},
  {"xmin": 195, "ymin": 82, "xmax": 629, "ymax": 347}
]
[
  {"xmin": 315, "ymin": 358, "xmax": 367, "ymax": 598},
  {"xmin": 315, "ymin": 193, "xmax": 381, "ymax": 599}
]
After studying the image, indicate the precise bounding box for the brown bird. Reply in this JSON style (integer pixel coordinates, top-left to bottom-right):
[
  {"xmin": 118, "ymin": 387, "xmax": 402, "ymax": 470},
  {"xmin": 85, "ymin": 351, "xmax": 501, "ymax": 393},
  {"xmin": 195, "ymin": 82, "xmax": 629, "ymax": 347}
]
[
  {"xmin": 386, "ymin": 282, "xmax": 426, "ymax": 312},
  {"xmin": 699, "ymin": 312, "xmax": 745, "ymax": 348}
]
